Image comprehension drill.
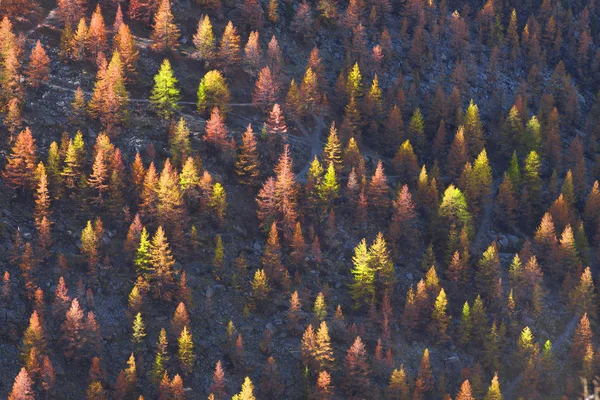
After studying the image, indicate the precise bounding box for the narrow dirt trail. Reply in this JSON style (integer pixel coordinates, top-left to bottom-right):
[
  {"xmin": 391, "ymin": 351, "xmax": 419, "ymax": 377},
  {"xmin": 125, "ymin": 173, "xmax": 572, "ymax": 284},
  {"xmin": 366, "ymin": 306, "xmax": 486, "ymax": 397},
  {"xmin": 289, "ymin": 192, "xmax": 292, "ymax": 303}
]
[
  {"xmin": 294, "ymin": 114, "xmax": 326, "ymax": 183},
  {"xmin": 471, "ymin": 176, "xmax": 503, "ymax": 254},
  {"xmin": 503, "ymin": 313, "xmax": 579, "ymax": 398}
]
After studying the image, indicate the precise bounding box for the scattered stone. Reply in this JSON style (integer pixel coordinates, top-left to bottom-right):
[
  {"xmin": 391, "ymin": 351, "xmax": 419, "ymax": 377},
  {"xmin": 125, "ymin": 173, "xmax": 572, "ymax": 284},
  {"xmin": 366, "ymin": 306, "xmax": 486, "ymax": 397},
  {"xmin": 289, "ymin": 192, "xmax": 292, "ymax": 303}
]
[
  {"xmin": 213, "ymin": 284, "xmax": 226, "ymax": 293},
  {"xmin": 205, "ymin": 286, "xmax": 215, "ymax": 298},
  {"xmin": 508, "ymin": 235, "xmax": 519, "ymax": 246},
  {"xmin": 498, "ymin": 235, "xmax": 508, "ymax": 248},
  {"xmin": 253, "ymin": 241, "xmax": 262, "ymax": 253},
  {"xmin": 444, "ymin": 356, "xmax": 462, "ymax": 371},
  {"xmin": 406, "ymin": 272, "xmax": 414, "ymax": 281},
  {"xmin": 266, "ymin": 322, "xmax": 276, "ymax": 334}
]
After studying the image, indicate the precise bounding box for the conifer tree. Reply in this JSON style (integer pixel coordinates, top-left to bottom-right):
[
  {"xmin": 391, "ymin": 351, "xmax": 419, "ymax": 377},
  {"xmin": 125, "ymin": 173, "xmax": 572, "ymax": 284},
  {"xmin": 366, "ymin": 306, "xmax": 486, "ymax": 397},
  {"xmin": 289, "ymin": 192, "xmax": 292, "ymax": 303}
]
[
  {"xmin": 569, "ymin": 267, "xmax": 596, "ymax": 316},
  {"xmin": 8, "ymin": 368, "xmax": 34, "ymax": 400},
  {"xmin": 86, "ymin": 5, "xmax": 107, "ymax": 60},
  {"xmin": 393, "ymin": 140, "xmax": 419, "ymax": 183},
  {"xmin": 150, "ymin": 59, "xmax": 180, "ymax": 119},
  {"xmin": 250, "ymin": 269, "xmax": 271, "ymax": 303},
  {"xmin": 3, "ymin": 128, "xmax": 37, "ymax": 191},
  {"xmin": 193, "ymin": 15, "xmax": 216, "ymax": 65},
  {"xmin": 26, "ymin": 40, "xmax": 50, "ymax": 88},
  {"xmin": 314, "ymin": 321, "xmax": 334, "ymax": 371},
  {"xmin": 218, "ymin": 21, "xmax": 241, "ymax": 70},
  {"xmin": 464, "ymin": 100, "xmax": 485, "ymax": 157},
  {"xmin": 243, "ymin": 31, "xmax": 262, "ymax": 77},
  {"xmin": 177, "ymin": 326, "xmax": 194, "ymax": 375},
  {"xmin": 343, "ymin": 336, "xmax": 370, "ymax": 397},
  {"xmin": 318, "ymin": 163, "xmax": 340, "ymax": 207},
  {"xmin": 414, "ymin": 348, "xmax": 434, "ymax": 398},
  {"xmin": 149, "ymin": 226, "xmax": 176, "ymax": 300},
  {"xmin": 476, "ymin": 243, "xmax": 501, "ymax": 299},
  {"xmin": 151, "ymin": 328, "xmax": 169, "ymax": 383},
  {"xmin": 235, "ymin": 124, "xmax": 260, "ymax": 186},
  {"xmin": 233, "ymin": 376, "xmax": 256, "ymax": 400},
  {"xmin": 483, "ymin": 373, "xmax": 502, "ymax": 400},
  {"xmin": 169, "ymin": 118, "xmax": 191, "ymax": 166},
  {"xmin": 431, "ymin": 288, "xmax": 450, "ymax": 343},
  {"xmin": 209, "ymin": 182, "xmax": 227, "ymax": 223},
  {"xmin": 88, "ymin": 51, "xmax": 129, "ymax": 133},
  {"xmin": 571, "ymin": 313, "xmax": 592, "ymax": 364},
  {"xmin": 197, "ymin": 70, "xmax": 230, "ymax": 115},
  {"xmin": 62, "ymin": 298, "xmax": 85, "ymax": 360},
  {"xmin": 113, "ymin": 24, "xmax": 139, "ymax": 80},
  {"xmin": 131, "ymin": 312, "xmax": 146, "ymax": 349},
  {"xmin": 350, "ymin": 239, "xmax": 374, "ymax": 307},
  {"xmin": 150, "ymin": 0, "xmax": 180, "ymax": 52},
  {"xmin": 204, "ymin": 107, "xmax": 234, "ymax": 156}
]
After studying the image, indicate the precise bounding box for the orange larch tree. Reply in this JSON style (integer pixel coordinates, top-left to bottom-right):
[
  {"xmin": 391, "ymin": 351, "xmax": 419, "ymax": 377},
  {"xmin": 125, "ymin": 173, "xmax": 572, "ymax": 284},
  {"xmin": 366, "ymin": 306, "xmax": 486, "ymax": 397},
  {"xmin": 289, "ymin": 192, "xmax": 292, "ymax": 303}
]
[
  {"xmin": 86, "ymin": 5, "xmax": 108, "ymax": 60},
  {"xmin": 150, "ymin": 0, "xmax": 180, "ymax": 52},
  {"xmin": 204, "ymin": 107, "xmax": 234, "ymax": 157},
  {"xmin": 26, "ymin": 40, "xmax": 50, "ymax": 88},
  {"xmin": 3, "ymin": 127, "xmax": 37, "ymax": 191}
]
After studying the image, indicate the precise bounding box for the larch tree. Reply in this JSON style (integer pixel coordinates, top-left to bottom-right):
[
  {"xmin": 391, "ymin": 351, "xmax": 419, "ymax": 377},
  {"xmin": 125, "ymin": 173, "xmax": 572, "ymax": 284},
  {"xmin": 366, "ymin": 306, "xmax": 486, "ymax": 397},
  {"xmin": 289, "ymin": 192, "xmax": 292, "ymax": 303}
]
[
  {"xmin": 243, "ymin": 31, "xmax": 262, "ymax": 76},
  {"xmin": 368, "ymin": 160, "xmax": 390, "ymax": 212},
  {"xmin": 483, "ymin": 373, "xmax": 502, "ymax": 400},
  {"xmin": 86, "ymin": 5, "xmax": 107, "ymax": 60},
  {"xmin": 233, "ymin": 376, "xmax": 256, "ymax": 400},
  {"xmin": 476, "ymin": 243, "xmax": 501, "ymax": 299},
  {"xmin": 414, "ymin": 348, "xmax": 434, "ymax": 399},
  {"xmin": 464, "ymin": 100, "xmax": 485, "ymax": 158},
  {"xmin": 169, "ymin": 117, "xmax": 191, "ymax": 166},
  {"xmin": 322, "ymin": 123, "xmax": 343, "ymax": 172},
  {"xmin": 8, "ymin": 368, "xmax": 35, "ymax": 400},
  {"xmin": 150, "ymin": 59, "xmax": 180, "ymax": 119},
  {"xmin": 342, "ymin": 336, "xmax": 371, "ymax": 398},
  {"xmin": 113, "ymin": 24, "xmax": 139, "ymax": 81},
  {"xmin": 390, "ymin": 184, "xmax": 419, "ymax": 255},
  {"xmin": 261, "ymin": 222, "xmax": 284, "ymax": 282},
  {"xmin": 88, "ymin": 147, "xmax": 109, "ymax": 205},
  {"xmin": 313, "ymin": 370, "xmax": 333, "ymax": 400},
  {"xmin": 26, "ymin": 40, "xmax": 50, "ymax": 88},
  {"xmin": 350, "ymin": 239, "xmax": 374, "ymax": 307},
  {"xmin": 56, "ymin": 0, "xmax": 86, "ymax": 27},
  {"xmin": 156, "ymin": 158, "xmax": 187, "ymax": 237},
  {"xmin": 197, "ymin": 70, "xmax": 230, "ymax": 115},
  {"xmin": 204, "ymin": 107, "xmax": 234, "ymax": 156},
  {"xmin": 177, "ymin": 326, "xmax": 195, "ymax": 375},
  {"xmin": 252, "ymin": 66, "xmax": 278, "ymax": 113},
  {"xmin": 431, "ymin": 288, "xmax": 450, "ymax": 343},
  {"xmin": 149, "ymin": 226, "xmax": 176, "ymax": 300},
  {"xmin": 193, "ymin": 15, "xmax": 216, "ymax": 65},
  {"xmin": 209, "ymin": 360, "xmax": 227, "ymax": 399},
  {"xmin": 150, "ymin": 0, "xmax": 180, "ymax": 52},
  {"xmin": 62, "ymin": 298, "xmax": 85, "ymax": 360},
  {"xmin": 3, "ymin": 127, "xmax": 38, "ymax": 191},
  {"xmin": 393, "ymin": 140, "xmax": 419, "ymax": 184},
  {"xmin": 235, "ymin": 124, "xmax": 260, "ymax": 186},
  {"xmin": 88, "ymin": 51, "xmax": 129, "ymax": 134},
  {"xmin": 218, "ymin": 21, "xmax": 241, "ymax": 71}
]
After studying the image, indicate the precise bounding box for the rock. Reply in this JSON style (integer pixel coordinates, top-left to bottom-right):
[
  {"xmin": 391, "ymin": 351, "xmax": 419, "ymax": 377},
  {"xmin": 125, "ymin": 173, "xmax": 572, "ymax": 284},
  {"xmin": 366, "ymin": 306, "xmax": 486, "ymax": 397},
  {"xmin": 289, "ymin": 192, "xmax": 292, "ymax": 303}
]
[
  {"xmin": 102, "ymin": 235, "xmax": 111, "ymax": 245},
  {"xmin": 508, "ymin": 235, "xmax": 519, "ymax": 246},
  {"xmin": 253, "ymin": 241, "xmax": 262, "ymax": 253},
  {"xmin": 444, "ymin": 356, "xmax": 462, "ymax": 371},
  {"xmin": 23, "ymin": 232, "xmax": 32, "ymax": 239},
  {"xmin": 213, "ymin": 284, "xmax": 226, "ymax": 293},
  {"xmin": 173, "ymin": 262, "xmax": 183, "ymax": 273},
  {"xmin": 205, "ymin": 286, "xmax": 215, "ymax": 298},
  {"xmin": 498, "ymin": 235, "xmax": 508, "ymax": 248},
  {"xmin": 266, "ymin": 322, "xmax": 276, "ymax": 334},
  {"xmin": 406, "ymin": 272, "xmax": 414, "ymax": 281}
]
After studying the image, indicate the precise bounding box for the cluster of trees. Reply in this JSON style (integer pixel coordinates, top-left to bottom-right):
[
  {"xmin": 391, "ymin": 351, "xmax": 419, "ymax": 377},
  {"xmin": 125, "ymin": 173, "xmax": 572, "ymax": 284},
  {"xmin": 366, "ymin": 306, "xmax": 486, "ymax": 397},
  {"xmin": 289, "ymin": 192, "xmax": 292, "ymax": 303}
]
[{"xmin": 2, "ymin": 0, "xmax": 600, "ymax": 398}]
